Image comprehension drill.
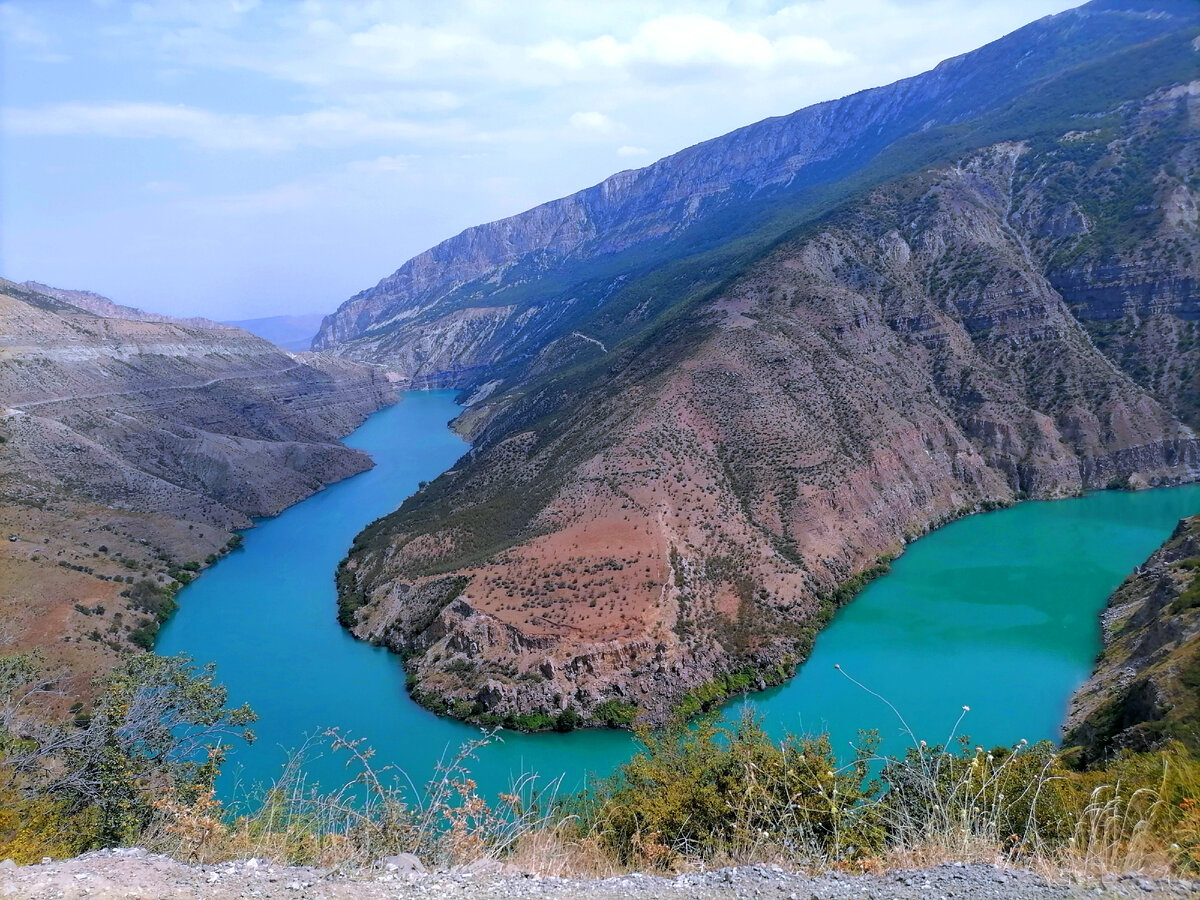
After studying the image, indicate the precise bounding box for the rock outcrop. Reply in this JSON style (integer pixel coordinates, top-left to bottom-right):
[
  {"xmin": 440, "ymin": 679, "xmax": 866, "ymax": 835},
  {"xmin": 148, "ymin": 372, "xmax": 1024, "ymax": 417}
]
[{"xmin": 1064, "ymin": 515, "xmax": 1200, "ymax": 764}]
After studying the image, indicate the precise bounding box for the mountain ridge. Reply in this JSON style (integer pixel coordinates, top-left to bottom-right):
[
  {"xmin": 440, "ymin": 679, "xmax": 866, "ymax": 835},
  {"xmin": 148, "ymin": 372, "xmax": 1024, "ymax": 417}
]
[
  {"xmin": 19, "ymin": 280, "xmax": 231, "ymax": 330},
  {"xmin": 313, "ymin": 0, "xmax": 1196, "ymax": 384},
  {"xmin": 228, "ymin": 314, "xmax": 326, "ymax": 352},
  {"xmin": 335, "ymin": 71, "xmax": 1200, "ymax": 728},
  {"xmin": 318, "ymin": 0, "xmax": 1200, "ymax": 730}
]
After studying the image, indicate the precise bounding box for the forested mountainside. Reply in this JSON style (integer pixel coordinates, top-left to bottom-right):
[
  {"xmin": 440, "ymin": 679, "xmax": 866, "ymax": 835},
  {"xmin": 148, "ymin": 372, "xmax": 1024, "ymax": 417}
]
[
  {"xmin": 326, "ymin": 0, "xmax": 1200, "ymax": 731},
  {"xmin": 1066, "ymin": 514, "xmax": 1200, "ymax": 765},
  {"xmin": 0, "ymin": 279, "xmax": 395, "ymax": 704}
]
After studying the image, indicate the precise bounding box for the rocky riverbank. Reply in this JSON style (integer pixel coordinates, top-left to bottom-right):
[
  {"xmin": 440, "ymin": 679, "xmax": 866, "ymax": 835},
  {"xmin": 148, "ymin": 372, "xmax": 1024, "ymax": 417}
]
[{"xmin": 1065, "ymin": 514, "xmax": 1200, "ymax": 764}]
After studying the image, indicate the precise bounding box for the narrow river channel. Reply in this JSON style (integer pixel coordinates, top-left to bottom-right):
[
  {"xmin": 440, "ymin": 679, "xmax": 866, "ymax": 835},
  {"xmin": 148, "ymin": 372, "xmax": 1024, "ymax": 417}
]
[{"xmin": 157, "ymin": 391, "xmax": 1200, "ymax": 803}]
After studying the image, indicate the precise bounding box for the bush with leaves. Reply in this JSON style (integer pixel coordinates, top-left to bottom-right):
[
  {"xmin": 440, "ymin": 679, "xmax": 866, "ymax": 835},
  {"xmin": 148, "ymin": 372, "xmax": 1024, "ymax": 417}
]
[
  {"xmin": 0, "ymin": 652, "xmax": 255, "ymax": 853},
  {"xmin": 582, "ymin": 712, "xmax": 883, "ymax": 868}
]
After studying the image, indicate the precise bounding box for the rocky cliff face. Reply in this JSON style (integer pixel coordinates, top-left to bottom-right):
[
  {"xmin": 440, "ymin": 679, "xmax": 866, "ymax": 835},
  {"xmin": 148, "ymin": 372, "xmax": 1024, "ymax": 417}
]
[
  {"xmin": 338, "ymin": 97, "xmax": 1200, "ymax": 728},
  {"xmin": 1064, "ymin": 515, "xmax": 1200, "ymax": 764},
  {"xmin": 314, "ymin": 0, "xmax": 1197, "ymax": 389},
  {"xmin": 0, "ymin": 280, "xmax": 395, "ymax": 704},
  {"xmin": 0, "ymin": 280, "xmax": 396, "ymax": 527},
  {"xmin": 329, "ymin": 1, "xmax": 1200, "ymax": 730}
]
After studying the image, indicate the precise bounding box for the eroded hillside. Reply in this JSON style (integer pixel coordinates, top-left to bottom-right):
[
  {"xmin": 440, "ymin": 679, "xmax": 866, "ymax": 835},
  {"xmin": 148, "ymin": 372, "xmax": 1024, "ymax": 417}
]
[
  {"xmin": 0, "ymin": 280, "xmax": 395, "ymax": 705},
  {"xmin": 336, "ymin": 67, "xmax": 1200, "ymax": 729}
]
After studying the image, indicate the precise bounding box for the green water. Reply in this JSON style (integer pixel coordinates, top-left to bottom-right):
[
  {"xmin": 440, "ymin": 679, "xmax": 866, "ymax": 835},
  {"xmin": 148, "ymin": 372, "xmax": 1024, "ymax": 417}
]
[{"xmin": 157, "ymin": 391, "xmax": 1200, "ymax": 802}]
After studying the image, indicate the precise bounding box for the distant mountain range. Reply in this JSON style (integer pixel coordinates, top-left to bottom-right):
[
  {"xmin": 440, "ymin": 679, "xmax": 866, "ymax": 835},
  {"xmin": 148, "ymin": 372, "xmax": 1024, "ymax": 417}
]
[
  {"xmin": 316, "ymin": 0, "xmax": 1200, "ymax": 730},
  {"xmin": 21, "ymin": 280, "xmax": 229, "ymax": 330},
  {"xmin": 22, "ymin": 282, "xmax": 327, "ymax": 353},
  {"xmin": 226, "ymin": 314, "xmax": 326, "ymax": 352}
]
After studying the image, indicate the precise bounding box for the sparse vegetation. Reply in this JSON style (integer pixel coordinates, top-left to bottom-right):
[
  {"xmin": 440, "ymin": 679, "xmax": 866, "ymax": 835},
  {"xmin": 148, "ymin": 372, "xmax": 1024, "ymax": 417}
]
[
  {"xmin": 1, "ymin": 4, "xmax": 1198, "ymax": 892},
  {"xmin": 1, "ymin": 652, "xmax": 1198, "ymax": 879},
  {"xmin": 118, "ymin": 578, "xmax": 180, "ymax": 649},
  {"xmin": 0, "ymin": 652, "xmax": 254, "ymax": 858}
]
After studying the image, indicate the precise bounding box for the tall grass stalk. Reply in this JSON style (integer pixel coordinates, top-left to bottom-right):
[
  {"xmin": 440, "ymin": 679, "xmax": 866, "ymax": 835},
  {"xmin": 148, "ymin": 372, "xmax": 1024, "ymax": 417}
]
[{"xmin": 146, "ymin": 728, "xmax": 563, "ymax": 869}]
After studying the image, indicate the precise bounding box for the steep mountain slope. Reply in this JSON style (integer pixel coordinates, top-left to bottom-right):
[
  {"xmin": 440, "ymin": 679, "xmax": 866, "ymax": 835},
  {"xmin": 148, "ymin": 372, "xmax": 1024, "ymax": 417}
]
[
  {"xmin": 1065, "ymin": 514, "xmax": 1200, "ymax": 764},
  {"xmin": 339, "ymin": 119, "xmax": 1198, "ymax": 728},
  {"xmin": 0, "ymin": 280, "xmax": 395, "ymax": 526},
  {"xmin": 314, "ymin": 0, "xmax": 1197, "ymax": 389},
  {"xmin": 0, "ymin": 280, "xmax": 395, "ymax": 704},
  {"xmin": 328, "ymin": 2, "xmax": 1200, "ymax": 729}
]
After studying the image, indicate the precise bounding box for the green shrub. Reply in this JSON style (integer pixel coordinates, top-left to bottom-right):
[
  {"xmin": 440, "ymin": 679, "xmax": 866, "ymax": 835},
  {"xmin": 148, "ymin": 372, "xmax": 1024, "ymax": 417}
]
[
  {"xmin": 0, "ymin": 653, "xmax": 254, "ymax": 853},
  {"xmin": 508, "ymin": 712, "xmax": 555, "ymax": 732},
  {"xmin": 128, "ymin": 619, "xmax": 158, "ymax": 651},
  {"xmin": 1171, "ymin": 573, "xmax": 1200, "ymax": 614},
  {"xmin": 593, "ymin": 699, "xmax": 638, "ymax": 727},
  {"xmin": 584, "ymin": 714, "xmax": 880, "ymax": 866},
  {"xmin": 675, "ymin": 667, "xmax": 785, "ymax": 721},
  {"xmin": 554, "ymin": 708, "xmax": 582, "ymax": 732},
  {"xmin": 124, "ymin": 579, "xmax": 178, "ymax": 624}
]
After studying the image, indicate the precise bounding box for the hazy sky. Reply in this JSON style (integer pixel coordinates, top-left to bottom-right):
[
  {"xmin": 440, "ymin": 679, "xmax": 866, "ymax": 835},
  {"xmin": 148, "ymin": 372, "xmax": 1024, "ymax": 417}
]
[{"xmin": 1, "ymin": 0, "xmax": 1081, "ymax": 321}]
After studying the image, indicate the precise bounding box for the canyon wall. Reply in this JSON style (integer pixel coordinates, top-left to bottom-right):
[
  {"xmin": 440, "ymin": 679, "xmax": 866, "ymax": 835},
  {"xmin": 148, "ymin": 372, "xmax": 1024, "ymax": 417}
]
[
  {"xmin": 1065, "ymin": 515, "xmax": 1200, "ymax": 764},
  {"xmin": 0, "ymin": 280, "xmax": 395, "ymax": 703},
  {"xmin": 322, "ymin": 1, "xmax": 1200, "ymax": 729}
]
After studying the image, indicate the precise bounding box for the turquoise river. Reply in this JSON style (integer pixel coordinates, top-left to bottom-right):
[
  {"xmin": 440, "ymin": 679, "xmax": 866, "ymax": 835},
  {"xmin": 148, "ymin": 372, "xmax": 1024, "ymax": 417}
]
[{"xmin": 157, "ymin": 390, "xmax": 1200, "ymax": 803}]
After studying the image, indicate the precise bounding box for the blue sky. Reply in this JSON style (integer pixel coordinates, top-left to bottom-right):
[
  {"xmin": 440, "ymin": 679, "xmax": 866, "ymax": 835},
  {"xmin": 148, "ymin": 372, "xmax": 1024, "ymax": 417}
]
[{"xmin": 1, "ymin": 0, "xmax": 1079, "ymax": 321}]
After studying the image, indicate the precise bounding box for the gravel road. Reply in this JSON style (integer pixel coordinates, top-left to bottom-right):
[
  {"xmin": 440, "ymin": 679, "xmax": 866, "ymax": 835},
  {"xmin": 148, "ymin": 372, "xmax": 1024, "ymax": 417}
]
[{"xmin": 0, "ymin": 850, "xmax": 1196, "ymax": 900}]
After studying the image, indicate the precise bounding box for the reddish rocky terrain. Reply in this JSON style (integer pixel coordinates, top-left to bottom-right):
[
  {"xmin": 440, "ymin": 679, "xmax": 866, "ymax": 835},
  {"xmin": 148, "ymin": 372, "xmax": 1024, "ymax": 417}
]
[{"xmin": 339, "ymin": 84, "xmax": 1200, "ymax": 727}]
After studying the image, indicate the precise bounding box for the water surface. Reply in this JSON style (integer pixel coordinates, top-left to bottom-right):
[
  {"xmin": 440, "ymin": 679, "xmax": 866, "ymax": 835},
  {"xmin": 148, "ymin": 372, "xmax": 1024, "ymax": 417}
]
[
  {"xmin": 158, "ymin": 392, "xmax": 1200, "ymax": 801},
  {"xmin": 747, "ymin": 487, "xmax": 1200, "ymax": 758}
]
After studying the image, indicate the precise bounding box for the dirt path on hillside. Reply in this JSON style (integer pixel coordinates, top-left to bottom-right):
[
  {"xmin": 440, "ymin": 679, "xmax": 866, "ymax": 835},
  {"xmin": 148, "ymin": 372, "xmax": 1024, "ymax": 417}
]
[{"xmin": 11, "ymin": 364, "xmax": 304, "ymax": 410}]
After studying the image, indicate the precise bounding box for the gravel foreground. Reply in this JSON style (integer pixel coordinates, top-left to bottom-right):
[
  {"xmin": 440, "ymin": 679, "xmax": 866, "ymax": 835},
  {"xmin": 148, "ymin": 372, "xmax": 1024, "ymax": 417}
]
[{"xmin": 0, "ymin": 851, "xmax": 1197, "ymax": 900}]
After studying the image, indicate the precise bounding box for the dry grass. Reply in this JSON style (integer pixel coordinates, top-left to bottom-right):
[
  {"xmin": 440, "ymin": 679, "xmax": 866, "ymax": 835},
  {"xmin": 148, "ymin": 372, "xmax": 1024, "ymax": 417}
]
[
  {"xmin": 110, "ymin": 733, "xmax": 1200, "ymax": 880},
  {"xmin": 7, "ymin": 657, "xmax": 1198, "ymax": 882},
  {"xmin": 143, "ymin": 729, "xmax": 565, "ymax": 871}
]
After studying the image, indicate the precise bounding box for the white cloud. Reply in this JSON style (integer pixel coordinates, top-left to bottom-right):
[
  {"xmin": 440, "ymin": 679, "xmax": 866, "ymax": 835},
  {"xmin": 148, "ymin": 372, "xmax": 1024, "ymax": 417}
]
[
  {"xmin": 1, "ymin": 2, "xmax": 38, "ymax": 40},
  {"xmin": 344, "ymin": 154, "xmax": 414, "ymax": 175},
  {"xmin": 186, "ymin": 179, "xmax": 317, "ymax": 215},
  {"xmin": 181, "ymin": 154, "xmax": 419, "ymax": 216},
  {"xmin": 2, "ymin": 0, "xmax": 1085, "ymax": 319},
  {"xmin": 128, "ymin": 0, "xmax": 261, "ymax": 30},
  {"xmin": 144, "ymin": 180, "xmax": 189, "ymax": 194},
  {"xmin": 569, "ymin": 111, "xmax": 622, "ymax": 136},
  {"xmin": 1, "ymin": 1, "xmax": 66, "ymax": 61},
  {"xmin": 630, "ymin": 16, "xmax": 777, "ymax": 68},
  {"xmin": 2, "ymin": 102, "xmax": 471, "ymax": 151},
  {"xmin": 532, "ymin": 14, "xmax": 850, "ymax": 72}
]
